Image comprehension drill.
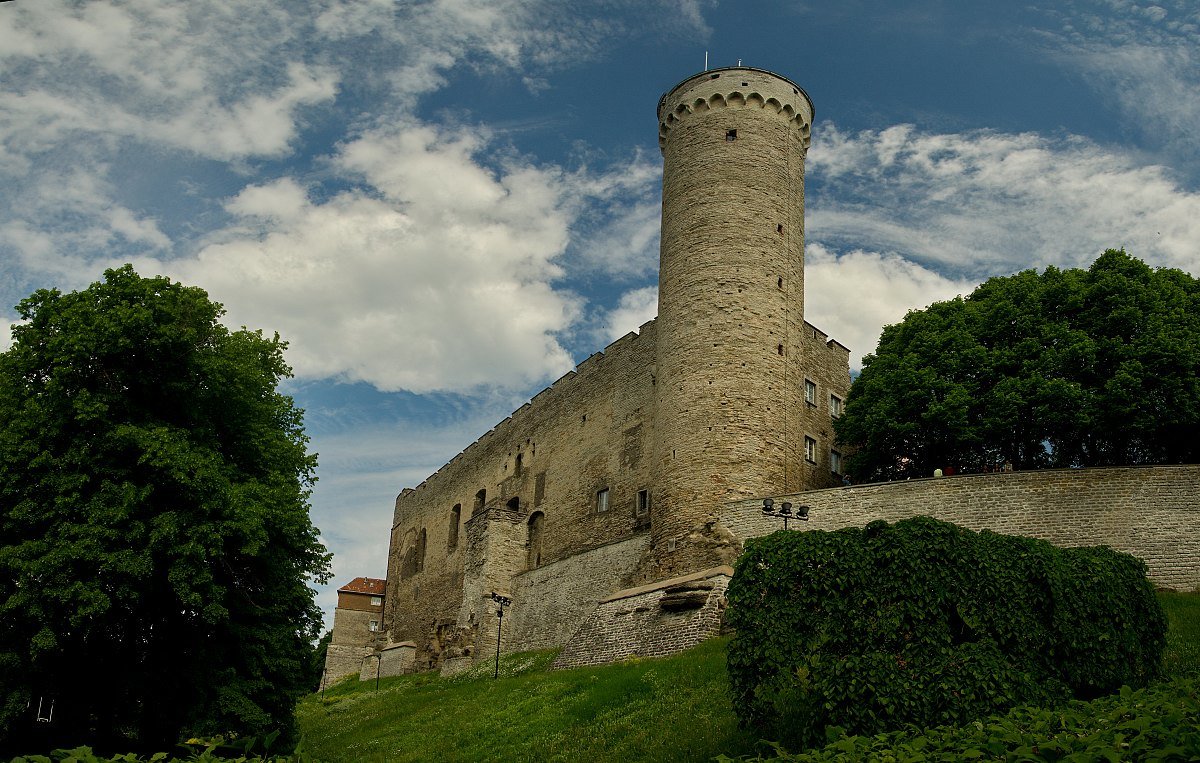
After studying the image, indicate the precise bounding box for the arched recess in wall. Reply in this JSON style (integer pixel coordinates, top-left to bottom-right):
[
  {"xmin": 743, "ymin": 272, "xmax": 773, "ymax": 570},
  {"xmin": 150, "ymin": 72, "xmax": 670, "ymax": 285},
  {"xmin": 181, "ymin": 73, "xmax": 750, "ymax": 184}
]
[
  {"xmin": 448, "ymin": 504, "xmax": 461, "ymax": 552},
  {"xmin": 527, "ymin": 511, "xmax": 545, "ymax": 570},
  {"xmin": 506, "ymin": 496, "xmax": 520, "ymax": 511},
  {"xmin": 473, "ymin": 489, "xmax": 486, "ymax": 515},
  {"xmin": 416, "ymin": 528, "xmax": 427, "ymax": 573},
  {"xmin": 400, "ymin": 528, "xmax": 418, "ymax": 579}
]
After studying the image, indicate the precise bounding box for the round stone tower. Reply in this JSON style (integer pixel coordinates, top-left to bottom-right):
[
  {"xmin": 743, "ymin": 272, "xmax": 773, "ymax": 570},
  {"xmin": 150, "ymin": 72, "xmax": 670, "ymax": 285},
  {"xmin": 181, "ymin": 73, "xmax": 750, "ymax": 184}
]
[{"xmin": 650, "ymin": 66, "xmax": 814, "ymax": 575}]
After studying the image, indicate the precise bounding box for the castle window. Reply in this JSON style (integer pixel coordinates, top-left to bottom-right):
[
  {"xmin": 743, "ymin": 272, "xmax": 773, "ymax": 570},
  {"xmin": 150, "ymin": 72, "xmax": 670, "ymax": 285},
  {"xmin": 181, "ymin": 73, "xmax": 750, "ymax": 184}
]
[
  {"xmin": 596, "ymin": 488, "xmax": 610, "ymax": 513},
  {"xmin": 777, "ymin": 277, "xmax": 783, "ymax": 289},
  {"xmin": 830, "ymin": 395, "xmax": 843, "ymax": 417},
  {"xmin": 507, "ymin": 496, "xmax": 520, "ymax": 511},
  {"xmin": 474, "ymin": 489, "xmax": 486, "ymax": 514},
  {"xmin": 805, "ymin": 379, "xmax": 817, "ymax": 405},
  {"xmin": 710, "ymin": 73, "xmax": 720, "ymax": 79},
  {"xmin": 830, "ymin": 450, "xmax": 843, "ymax": 475},
  {"xmin": 369, "ymin": 620, "xmax": 379, "ymax": 632},
  {"xmin": 636, "ymin": 489, "xmax": 650, "ymax": 516},
  {"xmin": 777, "ymin": 224, "xmax": 784, "ymax": 234},
  {"xmin": 416, "ymin": 528, "xmax": 427, "ymax": 572},
  {"xmin": 514, "ymin": 453, "xmax": 523, "ymax": 476},
  {"xmin": 527, "ymin": 511, "xmax": 545, "ymax": 569},
  {"xmin": 726, "ymin": 129, "xmax": 737, "ymax": 141},
  {"xmin": 805, "ymin": 436, "xmax": 817, "ymax": 464},
  {"xmin": 448, "ymin": 504, "xmax": 461, "ymax": 551},
  {"xmin": 777, "ymin": 344, "xmax": 784, "ymax": 356}
]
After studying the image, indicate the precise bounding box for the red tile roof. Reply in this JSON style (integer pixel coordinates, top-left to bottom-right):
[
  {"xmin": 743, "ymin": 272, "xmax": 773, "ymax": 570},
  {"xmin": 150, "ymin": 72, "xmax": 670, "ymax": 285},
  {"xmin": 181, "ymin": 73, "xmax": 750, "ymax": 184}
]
[{"xmin": 338, "ymin": 577, "xmax": 386, "ymax": 596}]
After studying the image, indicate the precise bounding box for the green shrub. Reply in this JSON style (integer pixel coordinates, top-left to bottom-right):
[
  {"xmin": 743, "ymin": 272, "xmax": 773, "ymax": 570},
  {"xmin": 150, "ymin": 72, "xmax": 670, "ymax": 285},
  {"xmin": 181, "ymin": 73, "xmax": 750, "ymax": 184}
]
[
  {"xmin": 720, "ymin": 677, "xmax": 1200, "ymax": 762},
  {"xmin": 725, "ymin": 517, "xmax": 1166, "ymax": 749}
]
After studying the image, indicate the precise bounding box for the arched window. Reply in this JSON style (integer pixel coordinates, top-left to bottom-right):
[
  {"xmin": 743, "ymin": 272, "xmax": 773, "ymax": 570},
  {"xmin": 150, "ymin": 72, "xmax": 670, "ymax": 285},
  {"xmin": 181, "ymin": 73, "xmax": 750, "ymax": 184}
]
[
  {"xmin": 473, "ymin": 488, "xmax": 486, "ymax": 514},
  {"xmin": 527, "ymin": 511, "xmax": 545, "ymax": 570},
  {"xmin": 448, "ymin": 504, "xmax": 461, "ymax": 551}
]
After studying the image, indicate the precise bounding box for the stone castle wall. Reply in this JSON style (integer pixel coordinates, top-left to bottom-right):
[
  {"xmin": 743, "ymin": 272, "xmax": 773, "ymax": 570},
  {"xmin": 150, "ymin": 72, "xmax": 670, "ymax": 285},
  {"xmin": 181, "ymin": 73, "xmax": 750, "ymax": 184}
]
[
  {"xmin": 720, "ymin": 464, "xmax": 1200, "ymax": 590},
  {"xmin": 384, "ymin": 322, "xmax": 661, "ymax": 665}
]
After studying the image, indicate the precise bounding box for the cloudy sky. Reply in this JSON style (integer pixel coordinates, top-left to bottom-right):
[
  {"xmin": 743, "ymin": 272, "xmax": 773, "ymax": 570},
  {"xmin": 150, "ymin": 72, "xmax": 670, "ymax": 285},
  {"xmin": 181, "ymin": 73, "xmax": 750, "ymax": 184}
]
[{"xmin": 3, "ymin": 0, "xmax": 1199, "ymax": 629}]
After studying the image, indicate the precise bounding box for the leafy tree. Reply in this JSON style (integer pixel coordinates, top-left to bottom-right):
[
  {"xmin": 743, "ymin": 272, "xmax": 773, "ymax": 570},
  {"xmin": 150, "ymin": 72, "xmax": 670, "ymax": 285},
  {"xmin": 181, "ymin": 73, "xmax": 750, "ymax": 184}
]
[
  {"xmin": 0, "ymin": 266, "xmax": 331, "ymax": 754},
  {"xmin": 836, "ymin": 250, "xmax": 1200, "ymax": 482}
]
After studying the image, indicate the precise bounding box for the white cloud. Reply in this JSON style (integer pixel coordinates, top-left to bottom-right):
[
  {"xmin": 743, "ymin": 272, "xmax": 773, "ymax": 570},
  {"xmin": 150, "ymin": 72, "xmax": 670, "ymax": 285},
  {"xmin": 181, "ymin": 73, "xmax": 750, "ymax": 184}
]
[
  {"xmin": 603, "ymin": 286, "xmax": 659, "ymax": 342},
  {"xmin": 804, "ymin": 244, "xmax": 976, "ymax": 368},
  {"xmin": 808, "ymin": 123, "xmax": 1200, "ymax": 279},
  {"xmin": 1033, "ymin": 1, "xmax": 1200, "ymax": 165}
]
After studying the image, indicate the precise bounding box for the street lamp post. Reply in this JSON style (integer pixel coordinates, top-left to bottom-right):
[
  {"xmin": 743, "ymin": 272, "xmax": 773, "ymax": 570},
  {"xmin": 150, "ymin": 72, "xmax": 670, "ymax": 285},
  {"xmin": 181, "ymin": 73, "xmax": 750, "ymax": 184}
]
[
  {"xmin": 762, "ymin": 497, "xmax": 809, "ymax": 529},
  {"xmin": 490, "ymin": 592, "xmax": 512, "ymax": 679}
]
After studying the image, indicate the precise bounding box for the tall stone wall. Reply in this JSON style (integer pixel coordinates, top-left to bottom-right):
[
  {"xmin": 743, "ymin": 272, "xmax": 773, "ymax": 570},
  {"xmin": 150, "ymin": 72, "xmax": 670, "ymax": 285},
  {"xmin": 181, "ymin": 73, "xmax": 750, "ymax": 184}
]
[
  {"xmin": 503, "ymin": 534, "xmax": 651, "ymax": 654},
  {"xmin": 384, "ymin": 322, "xmax": 659, "ymax": 666},
  {"xmin": 798, "ymin": 322, "xmax": 852, "ymax": 490},
  {"xmin": 719, "ymin": 465, "xmax": 1200, "ymax": 590}
]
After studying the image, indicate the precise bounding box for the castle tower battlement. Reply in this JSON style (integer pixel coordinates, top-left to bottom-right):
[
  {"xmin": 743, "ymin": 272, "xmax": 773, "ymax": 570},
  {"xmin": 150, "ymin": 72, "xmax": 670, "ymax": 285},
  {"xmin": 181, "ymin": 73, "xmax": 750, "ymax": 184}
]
[
  {"xmin": 657, "ymin": 67, "xmax": 814, "ymax": 151},
  {"xmin": 650, "ymin": 66, "xmax": 816, "ymax": 576}
]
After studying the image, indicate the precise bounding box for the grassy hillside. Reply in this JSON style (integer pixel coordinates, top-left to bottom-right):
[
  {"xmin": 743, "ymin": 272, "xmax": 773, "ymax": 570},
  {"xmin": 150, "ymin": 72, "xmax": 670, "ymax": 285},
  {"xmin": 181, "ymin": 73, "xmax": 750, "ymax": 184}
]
[{"xmin": 297, "ymin": 591, "xmax": 1199, "ymax": 762}]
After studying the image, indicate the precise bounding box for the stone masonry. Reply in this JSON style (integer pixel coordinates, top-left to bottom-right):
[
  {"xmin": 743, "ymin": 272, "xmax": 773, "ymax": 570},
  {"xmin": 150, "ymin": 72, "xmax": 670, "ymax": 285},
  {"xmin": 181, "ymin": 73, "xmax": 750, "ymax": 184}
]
[
  {"xmin": 720, "ymin": 465, "xmax": 1200, "ymax": 591},
  {"xmin": 376, "ymin": 66, "xmax": 852, "ymax": 673}
]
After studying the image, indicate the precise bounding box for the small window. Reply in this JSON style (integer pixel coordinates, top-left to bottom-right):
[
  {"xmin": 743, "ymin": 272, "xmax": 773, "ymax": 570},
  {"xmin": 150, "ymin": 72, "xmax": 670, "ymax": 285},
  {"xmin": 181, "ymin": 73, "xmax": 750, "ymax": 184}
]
[
  {"xmin": 514, "ymin": 453, "xmax": 523, "ymax": 476},
  {"xmin": 805, "ymin": 436, "xmax": 817, "ymax": 464},
  {"xmin": 830, "ymin": 395, "xmax": 843, "ymax": 417},
  {"xmin": 777, "ymin": 277, "xmax": 783, "ymax": 289},
  {"xmin": 474, "ymin": 489, "xmax": 486, "ymax": 513},
  {"xmin": 636, "ymin": 489, "xmax": 650, "ymax": 516},
  {"xmin": 369, "ymin": 620, "xmax": 379, "ymax": 632},
  {"xmin": 448, "ymin": 504, "xmax": 461, "ymax": 551},
  {"xmin": 830, "ymin": 450, "xmax": 843, "ymax": 475},
  {"xmin": 726, "ymin": 129, "xmax": 737, "ymax": 141},
  {"xmin": 805, "ymin": 379, "xmax": 817, "ymax": 405},
  {"xmin": 710, "ymin": 73, "xmax": 720, "ymax": 79},
  {"xmin": 370, "ymin": 596, "xmax": 382, "ymax": 606},
  {"xmin": 776, "ymin": 223, "xmax": 784, "ymax": 234},
  {"xmin": 596, "ymin": 488, "xmax": 610, "ymax": 513},
  {"xmin": 777, "ymin": 344, "xmax": 784, "ymax": 356}
]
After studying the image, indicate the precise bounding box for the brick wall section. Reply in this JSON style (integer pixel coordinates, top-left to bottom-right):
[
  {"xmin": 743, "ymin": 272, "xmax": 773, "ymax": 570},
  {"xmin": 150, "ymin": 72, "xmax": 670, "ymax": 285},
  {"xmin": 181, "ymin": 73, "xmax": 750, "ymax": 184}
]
[
  {"xmin": 503, "ymin": 534, "xmax": 650, "ymax": 653},
  {"xmin": 384, "ymin": 323, "xmax": 660, "ymax": 666},
  {"xmin": 552, "ymin": 567, "xmax": 733, "ymax": 670},
  {"xmin": 719, "ymin": 465, "xmax": 1200, "ymax": 590},
  {"xmin": 322, "ymin": 604, "xmax": 383, "ymax": 684}
]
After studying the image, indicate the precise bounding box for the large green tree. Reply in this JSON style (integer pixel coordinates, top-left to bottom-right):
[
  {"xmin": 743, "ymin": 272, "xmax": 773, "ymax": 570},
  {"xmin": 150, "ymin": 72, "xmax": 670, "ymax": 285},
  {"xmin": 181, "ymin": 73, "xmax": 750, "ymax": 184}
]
[
  {"xmin": 0, "ymin": 266, "xmax": 330, "ymax": 754},
  {"xmin": 836, "ymin": 250, "xmax": 1200, "ymax": 482}
]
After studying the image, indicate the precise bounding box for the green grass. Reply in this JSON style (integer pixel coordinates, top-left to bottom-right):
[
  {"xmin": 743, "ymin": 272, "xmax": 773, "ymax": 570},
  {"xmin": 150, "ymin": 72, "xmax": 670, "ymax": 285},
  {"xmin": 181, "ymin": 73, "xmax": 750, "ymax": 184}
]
[
  {"xmin": 296, "ymin": 637, "xmax": 757, "ymax": 763},
  {"xmin": 1161, "ymin": 589, "xmax": 1200, "ymax": 677},
  {"xmin": 296, "ymin": 590, "xmax": 1200, "ymax": 762}
]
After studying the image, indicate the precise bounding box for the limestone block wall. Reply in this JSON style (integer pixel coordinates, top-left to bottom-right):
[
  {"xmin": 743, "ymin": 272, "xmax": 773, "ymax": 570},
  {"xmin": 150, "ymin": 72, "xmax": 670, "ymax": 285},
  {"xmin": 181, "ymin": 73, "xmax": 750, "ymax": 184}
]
[
  {"xmin": 503, "ymin": 534, "xmax": 651, "ymax": 654},
  {"xmin": 552, "ymin": 567, "xmax": 733, "ymax": 670},
  {"xmin": 798, "ymin": 322, "xmax": 852, "ymax": 490},
  {"xmin": 383, "ymin": 323, "xmax": 659, "ymax": 666},
  {"xmin": 323, "ymin": 644, "xmax": 375, "ymax": 686},
  {"xmin": 719, "ymin": 465, "xmax": 1200, "ymax": 590}
]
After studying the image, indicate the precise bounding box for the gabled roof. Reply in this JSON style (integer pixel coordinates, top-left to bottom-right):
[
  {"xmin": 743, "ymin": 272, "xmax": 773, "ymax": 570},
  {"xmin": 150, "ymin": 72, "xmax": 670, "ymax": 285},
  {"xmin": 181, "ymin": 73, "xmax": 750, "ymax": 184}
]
[{"xmin": 338, "ymin": 577, "xmax": 386, "ymax": 596}]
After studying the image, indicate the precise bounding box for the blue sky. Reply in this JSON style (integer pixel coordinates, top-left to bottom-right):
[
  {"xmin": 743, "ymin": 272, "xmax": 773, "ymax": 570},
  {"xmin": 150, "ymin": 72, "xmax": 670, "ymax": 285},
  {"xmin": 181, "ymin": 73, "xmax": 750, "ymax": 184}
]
[{"xmin": 3, "ymin": 0, "xmax": 1199, "ymax": 630}]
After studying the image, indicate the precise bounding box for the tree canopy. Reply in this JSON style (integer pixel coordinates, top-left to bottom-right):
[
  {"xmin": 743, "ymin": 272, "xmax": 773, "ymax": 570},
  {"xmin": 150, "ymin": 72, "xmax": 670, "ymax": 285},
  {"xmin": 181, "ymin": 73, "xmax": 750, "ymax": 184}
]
[
  {"xmin": 0, "ymin": 266, "xmax": 330, "ymax": 754},
  {"xmin": 835, "ymin": 250, "xmax": 1200, "ymax": 482}
]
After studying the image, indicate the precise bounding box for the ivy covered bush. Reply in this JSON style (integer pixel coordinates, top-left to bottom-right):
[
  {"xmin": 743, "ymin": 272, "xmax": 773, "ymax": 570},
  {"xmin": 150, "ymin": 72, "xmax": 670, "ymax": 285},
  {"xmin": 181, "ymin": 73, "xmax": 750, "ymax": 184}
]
[{"xmin": 725, "ymin": 516, "xmax": 1166, "ymax": 750}]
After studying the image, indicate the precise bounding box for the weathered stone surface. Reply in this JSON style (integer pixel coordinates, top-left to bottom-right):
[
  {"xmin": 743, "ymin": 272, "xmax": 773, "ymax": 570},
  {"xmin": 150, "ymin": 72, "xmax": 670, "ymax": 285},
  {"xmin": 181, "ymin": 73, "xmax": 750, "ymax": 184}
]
[{"xmin": 720, "ymin": 465, "xmax": 1200, "ymax": 591}]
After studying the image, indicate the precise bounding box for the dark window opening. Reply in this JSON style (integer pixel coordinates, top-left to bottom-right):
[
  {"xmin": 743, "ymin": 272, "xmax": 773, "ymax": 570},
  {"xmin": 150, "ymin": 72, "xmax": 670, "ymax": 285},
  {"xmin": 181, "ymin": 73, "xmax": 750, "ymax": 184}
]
[
  {"xmin": 726, "ymin": 129, "xmax": 737, "ymax": 141},
  {"xmin": 448, "ymin": 504, "xmax": 461, "ymax": 551},
  {"xmin": 473, "ymin": 488, "xmax": 486, "ymax": 514},
  {"xmin": 777, "ymin": 344, "xmax": 784, "ymax": 356},
  {"xmin": 710, "ymin": 73, "xmax": 720, "ymax": 79},
  {"xmin": 514, "ymin": 453, "xmax": 523, "ymax": 476},
  {"xmin": 777, "ymin": 223, "xmax": 784, "ymax": 234},
  {"xmin": 506, "ymin": 496, "xmax": 520, "ymax": 511},
  {"xmin": 527, "ymin": 511, "xmax": 545, "ymax": 569},
  {"xmin": 777, "ymin": 277, "xmax": 783, "ymax": 289}
]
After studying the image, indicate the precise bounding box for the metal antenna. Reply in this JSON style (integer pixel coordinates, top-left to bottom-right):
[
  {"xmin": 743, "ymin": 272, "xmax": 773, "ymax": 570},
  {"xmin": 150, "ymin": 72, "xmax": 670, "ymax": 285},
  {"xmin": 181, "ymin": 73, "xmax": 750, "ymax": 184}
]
[{"xmin": 704, "ymin": 50, "xmax": 708, "ymax": 71}]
